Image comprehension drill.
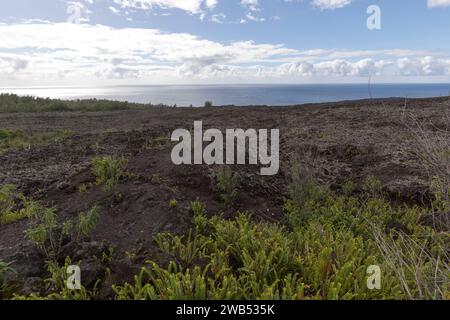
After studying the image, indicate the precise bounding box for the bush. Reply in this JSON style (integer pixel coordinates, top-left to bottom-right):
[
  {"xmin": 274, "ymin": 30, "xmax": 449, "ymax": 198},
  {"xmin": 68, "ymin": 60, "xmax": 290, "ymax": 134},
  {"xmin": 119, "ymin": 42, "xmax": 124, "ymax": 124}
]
[
  {"xmin": 0, "ymin": 129, "xmax": 72, "ymax": 154},
  {"xmin": 402, "ymin": 109, "xmax": 450, "ymax": 211},
  {"xmin": 284, "ymin": 180, "xmax": 449, "ymax": 300},
  {"xmin": 371, "ymin": 224, "xmax": 449, "ymax": 300},
  {"xmin": 341, "ymin": 180, "xmax": 357, "ymax": 196},
  {"xmin": 169, "ymin": 199, "xmax": 178, "ymax": 208},
  {"xmin": 211, "ymin": 167, "xmax": 239, "ymax": 205},
  {"xmin": 26, "ymin": 207, "xmax": 61, "ymax": 260},
  {"xmin": 11, "ymin": 257, "xmax": 98, "ymax": 300},
  {"xmin": 0, "ymin": 184, "xmax": 41, "ymax": 225},
  {"xmin": 142, "ymin": 133, "xmax": 172, "ymax": 150},
  {"xmin": 286, "ymin": 159, "xmax": 329, "ymax": 225},
  {"xmin": 0, "ymin": 261, "xmax": 16, "ymax": 298},
  {"xmin": 26, "ymin": 205, "xmax": 100, "ymax": 262},
  {"xmin": 113, "ymin": 177, "xmax": 449, "ymax": 300},
  {"xmin": 190, "ymin": 198, "xmax": 206, "ymax": 216},
  {"xmin": 92, "ymin": 156, "xmax": 128, "ymax": 191},
  {"xmin": 13, "ymin": 176, "xmax": 449, "ymax": 300},
  {"xmin": 77, "ymin": 207, "xmax": 100, "ymax": 240},
  {"xmin": 363, "ymin": 175, "xmax": 382, "ymax": 197},
  {"xmin": 113, "ymin": 211, "xmax": 404, "ymax": 300},
  {"xmin": 0, "ymin": 93, "xmax": 167, "ymax": 113}
]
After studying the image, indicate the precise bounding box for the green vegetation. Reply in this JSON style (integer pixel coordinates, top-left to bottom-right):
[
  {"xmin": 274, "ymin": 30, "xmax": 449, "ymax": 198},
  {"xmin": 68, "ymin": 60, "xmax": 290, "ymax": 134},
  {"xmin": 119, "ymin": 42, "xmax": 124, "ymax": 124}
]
[
  {"xmin": 403, "ymin": 110, "xmax": 450, "ymax": 212},
  {"xmin": 0, "ymin": 261, "xmax": 16, "ymax": 298},
  {"xmin": 190, "ymin": 198, "xmax": 206, "ymax": 216},
  {"xmin": 212, "ymin": 167, "xmax": 239, "ymax": 205},
  {"xmin": 26, "ymin": 205, "xmax": 100, "ymax": 262},
  {"xmin": 1, "ymin": 97, "xmax": 447, "ymax": 301},
  {"xmin": 0, "ymin": 261, "xmax": 14, "ymax": 283},
  {"xmin": 142, "ymin": 133, "xmax": 172, "ymax": 150},
  {"xmin": 0, "ymin": 129, "xmax": 72, "ymax": 153},
  {"xmin": 6, "ymin": 175, "xmax": 449, "ymax": 300},
  {"xmin": 363, "ymin": 175, "xmax": 383, "ymax": 197},
  {"xmin": 113, "ymin": 177, "xmax": 448, "ymax": 300},
  {"xmin": 3, "ymin": 204, "xmax": 101, "ymax": 300},
  {"xmin": 341, "ymin": 180, "xmax": 356, "ymax": 197},
  {"xmin": 26, "ymin": 207, "xmax": 65, "ymax": 260},
  {"xmin": 168, "ymin": 199, "xmax": 178, "ymax": 208},
  {"xmin": 2, "ymin": 154, "xmax": 448, "ymax": 300},
  {"xmin": 11, "ymin": 257, "xmax": 99, "ymax": 300},
  {"xmin": 92, "ymin": 156, "xmax": 128, "ymax": 191},
  {"xmin": 78, "ymin": 183, "xmax": 89, "ymax": 193},
  {"xmin": 0, "ymin": 184, "xmax": 41, "ymax": 225},
  {"xmin": 44, "ymin": 258, "xmax": 99, "ymax": 300},
  {"xmin": 0, "ymin": 93, "xmax": 168, "ymax": 113},
  {"xmin": 77, "ymin": 207, "xmax": 100, "ymax": 240},
  {"xmin": 113, "ymin": 213, "xmax": 390, "ymax": 299}
]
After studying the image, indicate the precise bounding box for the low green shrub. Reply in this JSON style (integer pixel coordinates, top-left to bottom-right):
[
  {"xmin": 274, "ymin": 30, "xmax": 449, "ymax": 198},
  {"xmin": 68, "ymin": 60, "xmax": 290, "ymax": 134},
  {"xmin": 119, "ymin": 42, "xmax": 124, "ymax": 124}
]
[
  {"xmin": 114, "ymin": 180, "xmax": 448, "ymax": 300},
  {"xmin": 26, "ymin": 205, "xmax": 101, "ymax": 262},
  {"xmin": 0, "ymin": 261, "xmax": 16, "ymax": 299},
  {"xmin": 142, "ymin": 134, "xmax": 172, "ymax": 150},
  {"xmin": 92, "ymin": 156, "xmax": 128, "ymax": 191},
  {"xmin": 77, "ymin": 206, "xmax": 100, "ymax": 240},
  {"xmin": 0, "ymin": 184, "xmax": 41, "ymax": 225},
  {"xmin": 190, "ymin": 198, "xmax": 206, "ymax": 216},
  {"xmin": 211, "ymin": 167, "xmax": 239, "ymax": 205},
  {"xmin": 284, "ymin": 181, "xmax": 449, "ymax": 300},
  {"xmin": 0, "ymin": 129, "xmax": 72, "ymax": 153},
  {"xmin": 363, "ymin": 175, "xmax": 383, "ymax": 197},
  {"xmin": 0, "ymin": 93, "xmax": 166, "ymax": 113},
  {"xmin": 113, "ymin": 212, "xmax": 399, "ymax": 300},
  {"xmin": 169, "ymin": 199, "xmax": 178, "ymax": 208},
  {"xmin": 11, "ymin": 258, "xmax": 98, "ymax": 300}
]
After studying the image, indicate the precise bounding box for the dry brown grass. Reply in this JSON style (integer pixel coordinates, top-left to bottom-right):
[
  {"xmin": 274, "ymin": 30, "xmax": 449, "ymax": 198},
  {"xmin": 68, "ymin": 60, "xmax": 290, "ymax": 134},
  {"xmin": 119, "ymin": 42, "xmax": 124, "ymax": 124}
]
[
  {"xmin": 371, "ymin": 222, "xmax": 449, "ymax": 300},
  {"xmin": 401, "ymin": 104, "xmax": 450, "ymax": 212}
]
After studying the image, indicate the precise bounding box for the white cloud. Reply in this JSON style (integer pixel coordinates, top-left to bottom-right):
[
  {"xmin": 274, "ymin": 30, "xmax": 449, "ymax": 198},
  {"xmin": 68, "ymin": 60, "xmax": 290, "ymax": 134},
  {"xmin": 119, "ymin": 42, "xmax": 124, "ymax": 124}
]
[
  {"xmin": 205, "ymin": 0, "xmax": 218, "ymax": 9},
  {"xmin": 245, "ymin": 12, "xmax": 265, "ymax": 22},
  {"xmin": 66, "ymin": 1, "xmax": 92, "ymax": 22},
  {"xmin": 397, "ymin": 56, "xmax": 450, "ymax": 76},
  {"xmin": 210, "ymin": 13, "xmax": 226, "ymax": 23},
  {"xmin": 239, "ymin": 0, "xmax": 265, "ymax": 23},
  {"xmin": 241, "ymin": 0, "xmax": 260, "ymax": 11},
  {"xmin": 0, "ymin": 22, "xmax": 297, "ymax": 84},
  {"xmin": 428, "ymin": 0, "xmax": 450, "ymax": 8},
  {"xmin": 277, "ymin": 59, "xmax": 392, "ymax": 77},
  {"xmin": 0, "ymin": 22, "xmax": 449, "ymax": 85},
  {"xmin": 0, "ymin": 54, "xmax": 29, "ymax": 75},
  {"xmin": 113, "ymin": 0, "xmax": 217, "ymax": 14},
  {"xmin": 295, "ymin": 0, "xmax": 450, "ymax": 10},
  {"xmin": 108, "ymin": 6, "xmax": 121, "ymax": 14},
  {"xmin": 311, "ymin": 0, "xmax": 353, "ymax": 10}
]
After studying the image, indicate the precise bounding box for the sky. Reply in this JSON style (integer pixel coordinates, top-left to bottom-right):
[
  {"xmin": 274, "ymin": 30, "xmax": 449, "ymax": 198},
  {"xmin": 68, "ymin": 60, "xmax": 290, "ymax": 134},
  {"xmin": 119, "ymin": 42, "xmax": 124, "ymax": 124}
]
[{"xmin": 0, "ymin": 0, "xmax": 450, "ymax": 86}]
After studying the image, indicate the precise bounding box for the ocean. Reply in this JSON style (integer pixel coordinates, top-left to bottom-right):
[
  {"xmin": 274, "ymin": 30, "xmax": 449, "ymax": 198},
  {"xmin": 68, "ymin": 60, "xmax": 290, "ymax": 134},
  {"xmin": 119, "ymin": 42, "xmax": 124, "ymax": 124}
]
[{"xmin": 1, "ymin": 83, "xmax": 450, "ymax": 107}]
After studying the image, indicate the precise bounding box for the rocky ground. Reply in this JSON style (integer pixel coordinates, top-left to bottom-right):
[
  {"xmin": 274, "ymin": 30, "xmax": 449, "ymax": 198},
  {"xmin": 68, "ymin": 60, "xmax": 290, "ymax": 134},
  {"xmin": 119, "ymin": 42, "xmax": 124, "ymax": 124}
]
[{"xmin": 0, "ymin": 97, "xmax": 449, "ymax": 298}]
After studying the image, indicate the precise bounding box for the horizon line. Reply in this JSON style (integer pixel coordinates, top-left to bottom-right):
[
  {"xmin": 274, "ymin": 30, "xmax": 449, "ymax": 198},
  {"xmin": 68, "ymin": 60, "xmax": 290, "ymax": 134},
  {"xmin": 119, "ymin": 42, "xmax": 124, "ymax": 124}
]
[{"xmin": 2, "ymin": 82, "xmax": 450, "ymax": 90}]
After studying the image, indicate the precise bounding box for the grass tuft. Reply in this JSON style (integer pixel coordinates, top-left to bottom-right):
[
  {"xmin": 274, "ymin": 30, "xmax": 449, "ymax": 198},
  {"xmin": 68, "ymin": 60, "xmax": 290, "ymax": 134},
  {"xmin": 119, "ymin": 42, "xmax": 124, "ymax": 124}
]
[{"xmin": 92, "ymin": 156, "xmax": 128, "ymax": 191}]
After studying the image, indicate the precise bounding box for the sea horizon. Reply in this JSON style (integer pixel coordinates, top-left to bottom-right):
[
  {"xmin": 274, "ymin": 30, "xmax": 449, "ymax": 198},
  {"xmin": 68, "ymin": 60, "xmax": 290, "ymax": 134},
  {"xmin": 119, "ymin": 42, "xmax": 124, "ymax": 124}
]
[{"xmin": 1, "ymin": 83, "xmax": 450, "ymax": 107}]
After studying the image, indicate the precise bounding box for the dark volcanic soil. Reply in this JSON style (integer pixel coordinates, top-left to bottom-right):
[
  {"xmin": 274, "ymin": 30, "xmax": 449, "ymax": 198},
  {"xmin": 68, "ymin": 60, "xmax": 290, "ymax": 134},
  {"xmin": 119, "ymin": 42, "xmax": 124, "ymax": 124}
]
[{"xmin": 0, "ymin": 97, "xmax": 449, "ymax": 296}]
